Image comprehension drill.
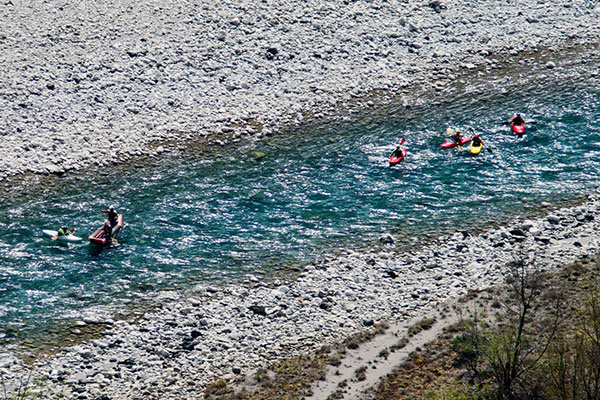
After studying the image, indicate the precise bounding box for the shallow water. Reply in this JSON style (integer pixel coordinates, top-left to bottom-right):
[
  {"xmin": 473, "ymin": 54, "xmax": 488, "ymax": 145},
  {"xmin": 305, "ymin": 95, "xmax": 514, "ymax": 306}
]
[{"xmin": 1, "ymin": 52, "xmax": 599, "ymax": 345}]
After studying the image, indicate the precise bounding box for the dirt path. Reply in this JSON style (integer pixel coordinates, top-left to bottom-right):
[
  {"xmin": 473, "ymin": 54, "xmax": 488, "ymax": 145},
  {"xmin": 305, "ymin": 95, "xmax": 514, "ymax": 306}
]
[{"xmin": 308, "ymin": 299, "xmax": 467, "ymax": 399}]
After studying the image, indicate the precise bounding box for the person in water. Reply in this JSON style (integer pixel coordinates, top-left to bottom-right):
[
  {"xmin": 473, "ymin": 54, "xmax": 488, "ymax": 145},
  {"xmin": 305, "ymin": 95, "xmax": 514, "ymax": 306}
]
[
  {"xmin": 102, "ymin": 206, "xmax": 119, "ymax": 227},
  {"xmin": 52, "ymin": 226, "xmax": 73, "ymax": 240},
  {"xmin": 512, "ymin": 113, "xmax": 525, "ymax": 126},
  {"xmin": 102, "ymin": 220, "xmax": 112, "ymax": 241},
  {"xmin": 57, "ymin": 226, "xmax": 71, "ymax": 236}
]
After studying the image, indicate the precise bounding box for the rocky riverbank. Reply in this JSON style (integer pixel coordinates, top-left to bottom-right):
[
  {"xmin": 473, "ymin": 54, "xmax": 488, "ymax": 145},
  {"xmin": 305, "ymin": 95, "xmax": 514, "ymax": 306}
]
[
  {"xmin": 1, "ymin": 0, "xmax": 599, "ymax": 179},
  {"xmin": 1, "ymin": 194, "xmax": 599, "ymax": 399}
]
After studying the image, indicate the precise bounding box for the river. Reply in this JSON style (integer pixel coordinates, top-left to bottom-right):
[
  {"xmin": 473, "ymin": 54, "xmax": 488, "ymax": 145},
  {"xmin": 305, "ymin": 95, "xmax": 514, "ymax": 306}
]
[{"xmin": 1, "ymin": 48, "xmax": 599, "ymax": 348}]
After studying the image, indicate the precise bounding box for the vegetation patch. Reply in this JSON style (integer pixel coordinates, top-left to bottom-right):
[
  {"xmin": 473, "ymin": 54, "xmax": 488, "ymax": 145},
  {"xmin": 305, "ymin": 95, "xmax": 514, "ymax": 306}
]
[
  {"xmin": 374, "ymin": 252, "xmax": 600, "ymax": 399},
  {"xmin": 390, "ymin": 336, "xmax": 409, "ymax": 352},
  {"xmin": 407, "ymin": 317, "xmax": 436, "ymax": 337},
  {"xmin": 354, "ymin": 366, "xmax": 368, "ymax": 381},
  {"xmin": 378, "ymin": 348, "xmax": 391, "ymax": 359},
  {"xmin": 0, "ymin": 367, "xmax": 52, "ymax": 400}
]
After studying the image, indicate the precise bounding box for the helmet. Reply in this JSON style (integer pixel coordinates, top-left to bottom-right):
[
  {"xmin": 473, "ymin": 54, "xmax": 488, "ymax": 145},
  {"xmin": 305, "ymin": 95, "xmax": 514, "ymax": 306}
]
[
  {"xmin": 109, "ymin": 206, "xmax": 115, "ymax": 211},
  {"xmin": 61, "ymin": 226, "xmax": 67, "ymax": 230},
  {"xmin": 104, "ymin": 220, "xmax": 110, "ymax": 225}
]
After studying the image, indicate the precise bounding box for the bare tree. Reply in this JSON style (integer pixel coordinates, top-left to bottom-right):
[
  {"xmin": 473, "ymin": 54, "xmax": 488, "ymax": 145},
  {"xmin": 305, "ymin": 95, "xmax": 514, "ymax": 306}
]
[{"xmin": 483, "ymin": 250, "xmax": 565, "ymax": 399}]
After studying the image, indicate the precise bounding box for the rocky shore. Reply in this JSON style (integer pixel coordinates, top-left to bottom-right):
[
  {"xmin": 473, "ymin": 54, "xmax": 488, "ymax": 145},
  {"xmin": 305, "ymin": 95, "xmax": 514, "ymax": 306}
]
[
  {"xmin": 1, "ymin": 195, "xmax": 598, "ymax": 399},
  {"xmin": 1, "ymin": 0, "xmax": 599, "ymax": 179}
]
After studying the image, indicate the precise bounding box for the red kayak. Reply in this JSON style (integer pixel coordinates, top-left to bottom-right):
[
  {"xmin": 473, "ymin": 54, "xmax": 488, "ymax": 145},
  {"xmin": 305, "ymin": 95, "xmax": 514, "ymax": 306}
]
[
  {"xmin": 510, "ymin": 118, "xmax": 525, "ymax": 134},
  {"xmin": 389, "ymin": 149, "xmax": 406, "ymax": 165},
  {"xmin": 441, "ymin": 136, "xmax": 471, "ymax": 148},
  {"xmin": 89, "ymin": 214, "xmax": 123, "ymax": 245}
]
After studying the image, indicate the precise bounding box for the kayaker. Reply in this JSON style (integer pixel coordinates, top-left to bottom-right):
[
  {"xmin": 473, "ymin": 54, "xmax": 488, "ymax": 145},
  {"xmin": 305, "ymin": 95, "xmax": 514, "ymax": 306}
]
[
  {"xmin": 391, "ymin": 147, "xmax": 404, "ymax": 158},
  {"xmin": 471, "ymin": 133, "xmax": 483, "ymax": 146},
  {"xmin": 102, "ymin": 220, "xmax": 112, "ymax": 241},
  {"xmin": 511, "ymin": 113, "xmax": 525, "ymax": 126},
  {"xmin": 102, "ymin": 206, "xmax": 119, "ymax": 227},
  {"xmin": 451, "ymin": 129, "xmax": 463, "ymax": 144},
  {"xmin": 57, "ymin": 226, "xmax": 71, "ymax": 236},
  {"xmin": 51, "ymin": 226, "xmax": 73, "ymax": 241}
]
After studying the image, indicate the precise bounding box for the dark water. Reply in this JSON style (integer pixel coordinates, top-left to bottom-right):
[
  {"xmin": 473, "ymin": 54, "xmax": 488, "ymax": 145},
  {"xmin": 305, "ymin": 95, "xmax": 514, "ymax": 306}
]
[{"xmin": 1, "ymin": 52, "xmax": 599, "ymax": 344}]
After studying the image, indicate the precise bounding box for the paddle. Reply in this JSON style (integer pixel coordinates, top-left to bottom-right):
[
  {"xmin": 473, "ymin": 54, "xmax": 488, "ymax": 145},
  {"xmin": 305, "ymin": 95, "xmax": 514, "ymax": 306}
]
[{"xmin": 112, "ymin": 237, "xmax": 119, "ymax": 244}]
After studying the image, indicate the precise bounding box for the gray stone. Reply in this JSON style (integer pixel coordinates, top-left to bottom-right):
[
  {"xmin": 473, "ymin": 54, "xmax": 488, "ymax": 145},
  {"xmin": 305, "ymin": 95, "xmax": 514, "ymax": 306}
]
[
  {"xmin": 70, "ymin": 372, "xmax": 88, "ymax": 383},
  {"xmin": 379, "ymin": 235, "xmax": 394, "ymax": 245},
  {"xmin": 428, "ymin": 1, "xmax": 446, "ymax": 13},
  {"xmin": 384, "ymin": 269, "xmax": 398, "ymax": 279},
  {"xmin": 248, "ymin": 305, "xmax": 267, "ymax": 316},
  {"xmin": 319, "ymin": 300, "xmax": 333, "ymax": 311},
  {"xmin": 547, "ymin": 215, "xmax": 561, "ymax": 224},
  {"xmin": 509, "ymin": 228, "xmax": 527, "ymax": 237}
]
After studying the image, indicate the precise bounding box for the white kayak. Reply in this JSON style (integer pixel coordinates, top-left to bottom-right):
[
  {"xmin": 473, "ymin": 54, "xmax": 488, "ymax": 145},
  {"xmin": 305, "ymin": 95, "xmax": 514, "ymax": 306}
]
[{"xmin": 42, "ymin": 229, "xmax": 83, "ymax": 242}]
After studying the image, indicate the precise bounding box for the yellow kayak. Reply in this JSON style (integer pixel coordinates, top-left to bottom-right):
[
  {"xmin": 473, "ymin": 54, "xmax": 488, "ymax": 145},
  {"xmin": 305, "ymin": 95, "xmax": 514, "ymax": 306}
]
[{"xmin": 470, "ymin": 140, "xmax": 482, "ymax": 155}]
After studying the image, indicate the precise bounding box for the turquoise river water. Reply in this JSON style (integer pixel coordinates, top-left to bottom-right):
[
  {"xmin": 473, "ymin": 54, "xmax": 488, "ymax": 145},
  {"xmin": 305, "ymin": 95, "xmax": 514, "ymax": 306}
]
[{"xmin": 1, "ymin": 52, "xmax": 599, "ymax": 345}]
